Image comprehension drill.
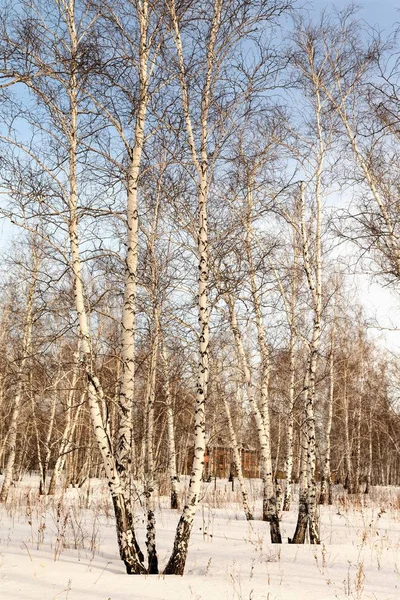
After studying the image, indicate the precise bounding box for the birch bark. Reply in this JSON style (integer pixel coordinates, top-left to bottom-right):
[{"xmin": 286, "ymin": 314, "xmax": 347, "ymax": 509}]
[
  {"xmin": 164, "ymin": 0, "xmax": 222, "ymax": 575},
  {"xmin": 244, "ymin": 186, "xmax": 280, "ymax": 537},
  {"xmin": 142, "ymin": 193, "xmax": 162, "ymax": 574},
  {"xmin": 343, "ymin": 367, "xmax": 353, "ymax": 493},
  {"xmin": 223, "ymin": 387, "xmax": 253, "ymax": 521},
  {"xmin": 354, "ymin": 338, "xmax": 364, "ymax": 495},
  {"xmin": 42, "ymin": 386, "xmax": 58, "ymax": 493},
  {"xmin": 65, "ymin": 0, "xmax": 146, "ymax": 573},
  {"xmin": 320, "ymin": 323, "xmax": 335, "ymax": 505},
  {"xmin": 299, "ymin": 179, "xmax": 321, "ymax": 545},
  {"xmin": 143, "ymin": 305, "xmax": 159, "ymax": 574},
  {"xmin": 270, "ymin": 228, "xmax": 299, "ymax": 513},
  {"xmin": 290, "ymin": 420, "xmax": 309, "ymax": 543},
  {"xmin": 161, "ymin": 339, "xmax": 180, "ymax": 510},
  {"xmin": 225, "ymin": 294, "xmax": 281, "ymax": 542},
  {"xmin": 118, "ymin": 0, "xmax": 151, "ymax": 493},
  {"xmin": 365, "ymin": 398, "xmax": 373, "ymax": 493}
]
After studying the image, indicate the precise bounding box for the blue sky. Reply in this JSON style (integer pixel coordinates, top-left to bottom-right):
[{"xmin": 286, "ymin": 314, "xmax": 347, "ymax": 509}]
[{"xmin": 311, "ymin": 0, "xmax": 398, "ymax": 30}]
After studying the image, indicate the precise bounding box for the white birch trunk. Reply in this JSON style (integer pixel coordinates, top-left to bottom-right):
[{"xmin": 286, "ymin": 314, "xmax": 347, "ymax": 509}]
[
  {"xmin": 223, "ymin": 388, "xmax": 253, "ymax": 521},
  {"xmin": 225, "ymin": 294, "xmax": 281, "ymax": 542},
  {"xmin": 365, "ymin": 400, "xmax": 373, "ymax": 493},
  {"xmin": 39, "ymin": 383, "xmax": 58, "ymax": 494},
  {"xmin": 142, "ymin": 178, "xmax": 162, "ymax": 577},
  {"xmin": 320, "ymin": 324, "xmax": 335, "ymax": 505},
  {"xmin": 161, "ymin": 339, "xmax": 180, "ymax": 510},
  {"xmin": 0, "ymin": 428, "xmax": 10, "ymax": 468},
  {"xmin": 274, "ymin": 228, "xmax": 299, "ymax": 513},
  {"xmin": 48, "ymin": 350, "xmax": 81, "ymax": 495},
  {"xmin": 1, "ymin": 379, "xmax": 29, "ymax": 503},
  {"xmin": 291, "ymin": 42, "xmax": 329, "ymax": 544},
  {"xmin": 244, "ymin": 192, "xmax": 280, "ymax": 540},
  {"xmin": 65, "ymin": 0, "xmax": 146, "ymax": 573},
  {"xmin": 144, "ymin": 299, "xmax": 160, "ymax": 573},
  {"xmin": 283, "ymin": 331, "xmax": 296, "ymax": 511},
  {"xmin": 118, "ymin": 0, "xmax": 150, "ymax": 493},
  {"xmin": 354, "ymin": 332, "xmax": 364, "ymax": 494},
  {"xmin": 343, "ymin": 367, "xmax": 353, "ymax": 493},
  {"xmin": 30, "ymin": 383, "xmax": 45, "ymax": 494},
  {"xmin": 290, "ymin": 419, "xmax": 309, "ymax": 543},
  {"xmin": 48, "ymin": 390, "xmax": 83, "ymax": 495},
  {"xmin": 164, "ymin": 0, "xmax": 222, "ymax": 575},
  {"xmin": 300, "ymin": 179, "xmax": 321, "ymax": 544}
]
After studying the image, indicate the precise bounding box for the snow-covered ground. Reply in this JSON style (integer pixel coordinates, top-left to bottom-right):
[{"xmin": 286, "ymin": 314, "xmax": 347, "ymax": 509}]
[{"xmin": 1, "ymin": 476, "xmax": 400, "ymax": 599}]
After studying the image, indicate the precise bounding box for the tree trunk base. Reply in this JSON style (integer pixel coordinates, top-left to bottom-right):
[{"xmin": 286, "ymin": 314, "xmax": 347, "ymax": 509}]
[
  {"xmin": 164, "ymin": 514, "xmax": 192, "ymax": 575},
  {"xmin": 308, "ymin": 513, "xmax": 320, "ymax": 544},
  {"xmin": 263, "ymin": 497, "xmax": 282, "ymax": 543},
  {"xmin": 147, "ymin": 548, "xmax": 159, "ymax": 575},
  {"xmin": 270, "ymin": 515, "xmax": 282, "ymax": 544},
  {"xmin": 290, "ymin": 494, "xmax": 308, "ymax": 544},
  {"xmin": 171, "ymin": 490, "xmax": 179, "ymax": 510},
  {"xmin": 146, "ymin": 509, "xmax": 159, "ymax": 574},
  {"xmin": 112, "ymin": 493, "xmax": 147, "ymax": 574}
]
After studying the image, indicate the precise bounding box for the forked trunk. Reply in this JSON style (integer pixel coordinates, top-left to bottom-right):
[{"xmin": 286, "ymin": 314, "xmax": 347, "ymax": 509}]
[
  {"xmin": 164, "ymin": 176, "xmax": 209, "ymax": 573},
  {"xmin": 67, "ymin": 4, "xmax": 146, "ymax": 570},
  {"xmin": 111, "ymin": 492, "xmax": 147, "ymax": 574},
  {"xmin": 164, "ymin": 0, "xmax": 221, "ymax": 574}
]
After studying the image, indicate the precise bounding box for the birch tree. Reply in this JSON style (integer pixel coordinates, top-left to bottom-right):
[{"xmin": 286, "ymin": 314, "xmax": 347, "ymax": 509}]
[
  {"xmin": 93, "ymin": 0, "xmax": 164, "ymax": 505},
  {"xmin": 224, "ymin": 293, "xmax": 282, "ymax": 541},
  {"xmin": 0, "ymin": 0, "xmax": 149, "ymax": 573},
  {"xmin": 319, "ymin": 319, "xmax": 335, "ymax": 505},
  {"xmin": 311, "ymin": 9, "xmax": 400, "ymax": 289},
  {"xmin": 161, "ymin": 338, "xmax": 180, "ymax": 510},
  {"xmin": 286, "ymin": 16, "xmax": 341, "ymax": 542},
  {"xmin": 0, "ymin": 238, "xmax": 39, "ymax": 502},
  {"xmin": 140, "ymin": 170, "xmax": 164, "ymax": 574},
  {"xmin": 164, "ymin": 0, "xmax": 292, "ymax": 572}
]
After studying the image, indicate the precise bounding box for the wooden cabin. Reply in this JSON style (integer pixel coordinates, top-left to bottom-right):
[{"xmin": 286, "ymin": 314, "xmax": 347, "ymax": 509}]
[{"xmin": 185, "ymin": 444, "xmax": 260, "ymax": 479}]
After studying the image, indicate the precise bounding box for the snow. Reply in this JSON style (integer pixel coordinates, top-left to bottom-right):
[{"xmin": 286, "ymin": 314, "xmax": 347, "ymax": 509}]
[{"xmin": 1, "ymin": 476, "xmax": 400, "ymax": 599}]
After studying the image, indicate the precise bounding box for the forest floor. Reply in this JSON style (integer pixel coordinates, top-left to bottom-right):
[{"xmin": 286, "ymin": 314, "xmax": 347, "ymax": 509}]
[{"xmin": 0, "ymin": 476, "xmax": 400, "ymax": 599}]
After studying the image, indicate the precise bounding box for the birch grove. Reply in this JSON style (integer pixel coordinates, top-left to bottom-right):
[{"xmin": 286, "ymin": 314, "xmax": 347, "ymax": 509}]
[{"xmin": 1, "ymin": 0, "xmax": 400, "ymax": 577}]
